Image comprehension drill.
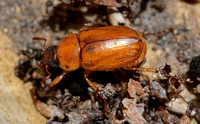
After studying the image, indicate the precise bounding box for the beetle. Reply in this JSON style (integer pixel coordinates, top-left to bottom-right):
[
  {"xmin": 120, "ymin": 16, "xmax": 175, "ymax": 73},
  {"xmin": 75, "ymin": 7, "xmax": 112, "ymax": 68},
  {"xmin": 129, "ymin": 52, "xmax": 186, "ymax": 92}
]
[{"xmin": 33, "ymin": 26, "xmax": 155, "ymax": 91}]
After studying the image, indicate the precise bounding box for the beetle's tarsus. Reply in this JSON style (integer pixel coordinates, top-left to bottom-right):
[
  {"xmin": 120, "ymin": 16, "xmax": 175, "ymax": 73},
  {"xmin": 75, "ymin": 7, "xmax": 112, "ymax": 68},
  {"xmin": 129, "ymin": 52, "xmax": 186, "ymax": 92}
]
[
  {"xmin": 40, "ymin": 74, "xmax": 51, "ymax": 87},
  {"xmin": 143, "ymin": 27, "xmax": 173, "ymax": 37}
]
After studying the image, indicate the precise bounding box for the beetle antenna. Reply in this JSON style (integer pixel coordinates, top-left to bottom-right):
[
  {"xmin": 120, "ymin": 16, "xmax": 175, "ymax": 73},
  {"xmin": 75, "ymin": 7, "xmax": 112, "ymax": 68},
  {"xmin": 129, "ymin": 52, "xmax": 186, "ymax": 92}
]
[
  {"xmin": 32, "ymin": 37, "xmax": 47, "ymax": 50},
  {"xmin": 143, "ymin": 27, "xmax": 173, "ymax": 37}
]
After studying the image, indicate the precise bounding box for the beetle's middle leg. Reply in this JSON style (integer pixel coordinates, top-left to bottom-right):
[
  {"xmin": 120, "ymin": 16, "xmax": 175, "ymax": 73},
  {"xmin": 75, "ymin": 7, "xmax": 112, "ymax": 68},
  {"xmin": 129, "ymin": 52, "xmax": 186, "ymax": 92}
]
[
  {"xmin": 113, "ymin": 69, "xmax": 127, "ymax": 97},
  {"xmin": 84, "ymin": 70, "xmax": 111, "ymax": 117},
  {"xmin": 84, "ymin": 70, "xmax": 100, "ymax": 91}
]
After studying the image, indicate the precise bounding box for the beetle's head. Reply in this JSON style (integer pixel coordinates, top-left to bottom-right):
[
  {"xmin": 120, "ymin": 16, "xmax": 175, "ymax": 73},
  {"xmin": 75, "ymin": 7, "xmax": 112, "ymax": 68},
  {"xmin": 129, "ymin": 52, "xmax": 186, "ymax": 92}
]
[{"xmin": 42, "ymin": 45, "xmax": 59, "ymax": 68}]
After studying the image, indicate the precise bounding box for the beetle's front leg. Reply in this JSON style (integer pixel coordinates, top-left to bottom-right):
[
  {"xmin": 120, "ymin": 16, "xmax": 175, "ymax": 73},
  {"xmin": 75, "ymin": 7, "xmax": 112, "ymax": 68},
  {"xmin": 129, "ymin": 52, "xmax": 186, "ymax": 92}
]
[
  {"xmin": 49, "ymin": 71, "xmax": 68, "ymax": 87},
  {"xmin": 40, "ymin": 65, "xmax": 51, "ymax": 87}
]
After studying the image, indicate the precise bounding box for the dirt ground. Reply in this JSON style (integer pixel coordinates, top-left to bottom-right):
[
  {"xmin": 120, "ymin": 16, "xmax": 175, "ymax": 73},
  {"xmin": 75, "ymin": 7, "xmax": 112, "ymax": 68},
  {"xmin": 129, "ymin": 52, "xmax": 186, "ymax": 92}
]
[{"xmin": 0, "ymin": 0, "xmax": 200, "ymax": 123}]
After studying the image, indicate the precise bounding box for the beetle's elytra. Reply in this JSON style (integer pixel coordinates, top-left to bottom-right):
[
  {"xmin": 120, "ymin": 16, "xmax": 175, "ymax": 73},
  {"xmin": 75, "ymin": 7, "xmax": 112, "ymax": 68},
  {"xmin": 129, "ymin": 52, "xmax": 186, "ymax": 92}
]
[
  {"xmin": 56, "ymin": 26, "xmax": 146, "ymax": 71},
  {"xmin": 37, "ymin": 26, "xmax": 147, "ymax": 87}
]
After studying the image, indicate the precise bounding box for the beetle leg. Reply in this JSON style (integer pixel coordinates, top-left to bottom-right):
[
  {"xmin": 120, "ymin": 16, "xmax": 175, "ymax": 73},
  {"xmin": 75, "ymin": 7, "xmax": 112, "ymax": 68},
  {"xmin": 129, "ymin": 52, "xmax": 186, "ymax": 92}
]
[
  {"xmin": 49, "ymin": 72, "xmax": 67, "ymax": 87},
  {"xmin": 84, "ymin": 70, "xmax": 111, "ymax": 117},
  {"xmin": 113, "ymin": 69, "xmax": 127, "ymax": 97},
  {"xmin": 142, "ymin": 27, "xmax": 173, "ymax": 37},
  {"xmin": 84, "ymin": 70, "xmax": 100, "ymax": 91},
  {"xmin": 124, "ymin": 67, "xmax": 158, "ymax": 73},
  {"xmin": 40, "ymin": 75, "xmax": 51, "ymax": 87},
  {"xmin": 40, "ymin": 65, "xmax": 51, "ymax": 87}
]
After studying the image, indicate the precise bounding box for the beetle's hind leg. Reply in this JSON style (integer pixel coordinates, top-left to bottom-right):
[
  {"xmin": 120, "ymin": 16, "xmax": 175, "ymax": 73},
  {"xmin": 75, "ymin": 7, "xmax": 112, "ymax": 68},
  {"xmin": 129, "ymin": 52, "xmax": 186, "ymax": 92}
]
[{"xmin": 124, "ymin": 67, "xmax": 158, "ymax": 73}]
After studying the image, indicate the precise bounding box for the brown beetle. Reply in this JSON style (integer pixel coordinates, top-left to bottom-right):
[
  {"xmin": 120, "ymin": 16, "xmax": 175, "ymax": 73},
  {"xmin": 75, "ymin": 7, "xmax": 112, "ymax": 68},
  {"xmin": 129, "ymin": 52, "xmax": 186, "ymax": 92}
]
[{"xmin": 34, "ymin": 26, "xmax": 149, "ymax": 91}]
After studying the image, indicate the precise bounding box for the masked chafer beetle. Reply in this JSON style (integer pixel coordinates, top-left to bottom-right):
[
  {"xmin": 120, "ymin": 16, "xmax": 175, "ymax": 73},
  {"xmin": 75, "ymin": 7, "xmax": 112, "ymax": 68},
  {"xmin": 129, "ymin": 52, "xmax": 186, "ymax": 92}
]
[{"xmin": 36, "ymin": 26, "xmax": 147, "ymax": 91}]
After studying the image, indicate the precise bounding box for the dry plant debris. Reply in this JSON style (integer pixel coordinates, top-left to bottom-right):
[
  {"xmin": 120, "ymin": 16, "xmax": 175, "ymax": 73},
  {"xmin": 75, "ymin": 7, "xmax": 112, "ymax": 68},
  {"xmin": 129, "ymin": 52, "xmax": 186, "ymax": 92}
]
[{"xmin": 122, "ymin": 79, "xmax": 146, "ymax": 124}]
